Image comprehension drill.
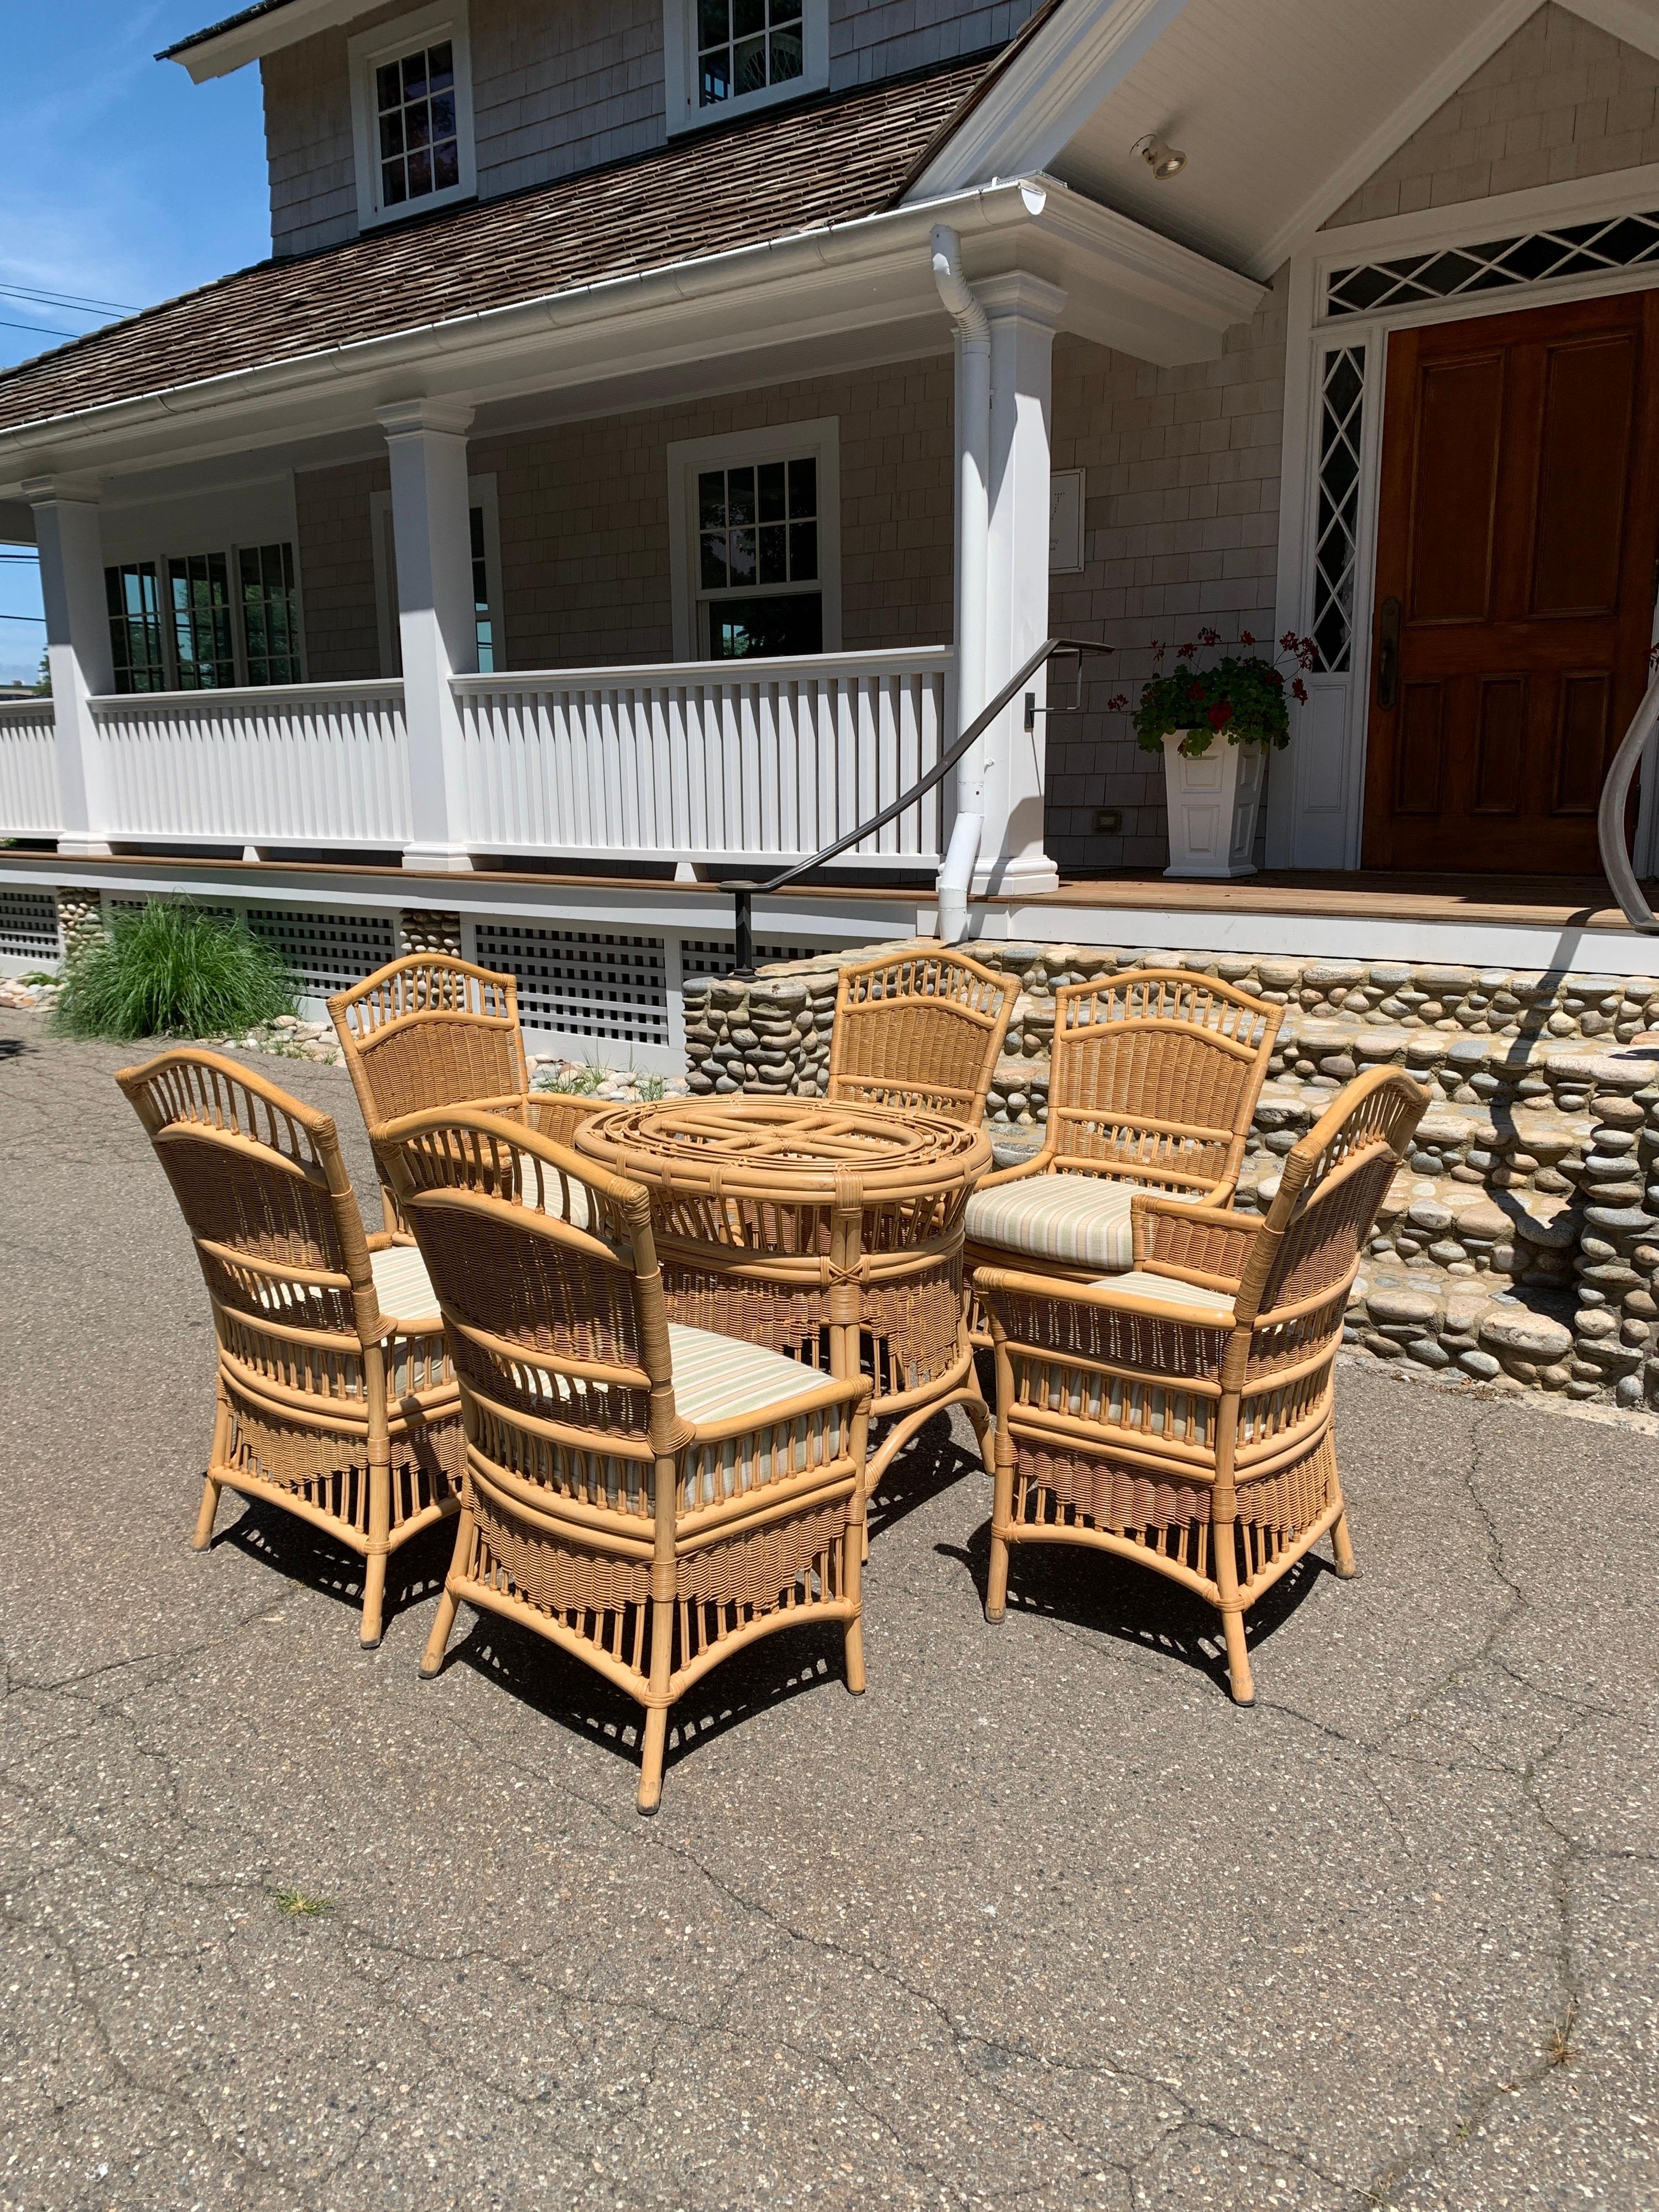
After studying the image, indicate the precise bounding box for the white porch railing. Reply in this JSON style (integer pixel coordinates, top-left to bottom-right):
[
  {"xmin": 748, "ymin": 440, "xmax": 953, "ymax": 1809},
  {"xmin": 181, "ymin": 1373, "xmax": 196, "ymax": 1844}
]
[
  {"xmin": 0, "ymin": 698, "xmax": 61, "ymax": 837},
  {"xmin": 88, "ymin": 681, "xmax": 410, "ymax": 848},
  {"xmin": 451, "ymin": 648, "xmax": 953, "ymax": 867},
  {"xmin": 5, "ymin": 653, "xmax": 954, "ymax": 866}
]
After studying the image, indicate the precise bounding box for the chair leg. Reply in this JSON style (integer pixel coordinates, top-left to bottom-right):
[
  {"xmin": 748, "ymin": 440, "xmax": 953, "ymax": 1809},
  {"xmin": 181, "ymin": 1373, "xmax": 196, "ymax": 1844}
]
[
  {"xmin": 192, "ymin": 1477, "xmax": 223, "ymax": 1551},
  {"xmin": 420, "ymin": 1507, "xmax": 472, "ymax": 1677},
  {"xmin": 638, "ymin": 1705, "xmax": 669, "ymax": 1817},
  {"xmin": 193, "ymin": 1390, "xmax": 232, "ymax": 1551},
  {"xmin": 985, "ymin": 1433, "xmax": 1015, "ymax": 1622},
  {"xmin": 843, "ymin": 1507, "xmax": 866, "ymax": 1695},
  {"xmin": 1220, "ymin": 1605, "xmax": 1255, "ymax": 1706},
  {"xmin": 361, "ymin": 1550, "xmax": 388, "ymax": 1650},
  {"xmin": 361, "ymin": 1454, "xmax": 392, "ymax": 1648}
]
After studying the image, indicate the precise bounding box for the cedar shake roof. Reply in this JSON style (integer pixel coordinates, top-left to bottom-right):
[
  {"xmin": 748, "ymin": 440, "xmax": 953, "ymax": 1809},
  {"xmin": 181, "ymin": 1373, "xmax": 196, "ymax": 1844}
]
[
  {"xmin": 159, "ymin": 0, "xmax": 300, "ymax": 58},
  {"xmin": 0, "ymin": 56, "xmax": 990, "ymax": 439}
]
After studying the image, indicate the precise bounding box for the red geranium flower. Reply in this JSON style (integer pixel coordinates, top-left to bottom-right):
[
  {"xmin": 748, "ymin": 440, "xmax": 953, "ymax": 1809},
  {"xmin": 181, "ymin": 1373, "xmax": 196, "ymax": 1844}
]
[
  {"xmin": 1290, "ymin": 677, "xmax": 1308, "ymax": 705},
  {"xmin": 1208, "ymin": 699, "xmax": 1233, "ymax": 729}
]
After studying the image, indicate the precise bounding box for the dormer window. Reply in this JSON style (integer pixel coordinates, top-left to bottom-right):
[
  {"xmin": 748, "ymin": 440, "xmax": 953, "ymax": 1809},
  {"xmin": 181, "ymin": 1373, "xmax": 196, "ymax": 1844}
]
[
  {"xmin": 376, "ymin": 41, "xmax": 460, "ymax": 207},
  {"xmin": 665, "ymin": 0, "xmax": 827, "ymax": 133},
  {"xmin": 349, "ymin": 4, "xmax": 476, "ymax": 230}
]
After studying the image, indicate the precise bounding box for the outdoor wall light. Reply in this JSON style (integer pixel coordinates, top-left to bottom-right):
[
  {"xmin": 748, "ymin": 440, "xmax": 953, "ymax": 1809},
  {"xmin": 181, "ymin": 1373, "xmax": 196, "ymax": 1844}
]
[{"xmin": 1131, "ymin": 133, "xmax": 1187, "ymax": 180}]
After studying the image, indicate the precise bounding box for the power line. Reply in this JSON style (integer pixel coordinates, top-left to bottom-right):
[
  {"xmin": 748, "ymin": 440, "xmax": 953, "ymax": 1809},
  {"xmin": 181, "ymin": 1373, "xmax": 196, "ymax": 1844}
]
[
  {"xmin": 0, "ymin": 282, "xmax": 134, "ymax": 315},
  {"xmin": 0, "ymin": 317, "xmax": 86, "ymax": 341},
  {"xmin": 0, "ymin": 612, "xmax": 46, "ymax": 623}
]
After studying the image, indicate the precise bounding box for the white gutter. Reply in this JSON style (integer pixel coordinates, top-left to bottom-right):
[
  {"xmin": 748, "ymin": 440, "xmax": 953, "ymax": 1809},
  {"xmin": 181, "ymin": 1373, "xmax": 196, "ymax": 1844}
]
[
  {"xmin": 928, "ymin": 224, "xmax": 990, "ymax": 946},
  {"xmin": 0, "ymin": 180, "xmax": 1050, "ymax": 481}
]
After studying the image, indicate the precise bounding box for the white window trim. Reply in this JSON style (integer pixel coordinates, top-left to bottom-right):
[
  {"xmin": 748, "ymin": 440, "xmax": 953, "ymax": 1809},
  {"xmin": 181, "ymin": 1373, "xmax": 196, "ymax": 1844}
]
[
  {"xmin": 666, "ymin": 418, "xmax": 841, "ymax": 661},
  {"xmin": 1266, "ymin": 162, "xmax": 1659, "ymax": 876},
  {"xmin": 372, "ymin": 473, "xmax": 503, "ymax": 679},
  {"xmin": 348, "ymin": 1, "xmax": 476, "ymax": 234},
  {"xmin": 661, "ymin": 0, "xmax": 828, "ymax": 138}
]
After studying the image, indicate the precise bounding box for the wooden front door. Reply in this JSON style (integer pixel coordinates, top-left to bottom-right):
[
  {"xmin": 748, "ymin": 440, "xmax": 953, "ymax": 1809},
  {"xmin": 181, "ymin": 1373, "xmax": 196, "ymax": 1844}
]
[{"xmin": 1363, "ymin": 290, "xmax": 1659, "ymax": 872}]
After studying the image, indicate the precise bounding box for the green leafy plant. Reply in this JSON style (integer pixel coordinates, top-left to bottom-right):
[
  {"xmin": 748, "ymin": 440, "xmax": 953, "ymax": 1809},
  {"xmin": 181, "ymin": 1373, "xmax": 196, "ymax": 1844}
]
[
  {"xmin": 638, "ymin": 1071, "xmax": 667, "ymax": 1102},
  {"xmin": 271, "ymin": 1888, "xmax": 332, "ymax": 1918},
  {"xmin": 1117, "ymin": 629, "xmax": 1316, "ymax": 758},
  {"xmin": 51, "ymin": 899, "xmax": 298, "ymax": 1043}
]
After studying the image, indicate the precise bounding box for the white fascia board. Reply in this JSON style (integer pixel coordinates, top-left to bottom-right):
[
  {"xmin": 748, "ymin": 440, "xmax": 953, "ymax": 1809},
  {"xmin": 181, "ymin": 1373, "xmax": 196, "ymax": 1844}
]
[
  {"xmin": 1559, "ymin": 0, "xmax": 1659, "ymax": 64},
  {"xmin": 1245, "ymin": 0, "xmax": 1540, "ymax": 279},
  {"xmin": 903, "ymin": 0, "xmax": 1193, "ymax": 201},
  {"xmin": 1037, "ymin": 181, "xmax": 1264, "ymax": 360},
  {"xmin": 166, "ymin": 0, "xmax": 366, "ymax": 82}
]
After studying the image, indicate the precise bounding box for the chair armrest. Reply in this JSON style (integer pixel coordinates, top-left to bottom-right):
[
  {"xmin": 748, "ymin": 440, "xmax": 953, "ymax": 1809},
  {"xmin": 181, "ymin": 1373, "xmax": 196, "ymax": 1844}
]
[
  {"xmin": 974, "ymin": 1147, "xmax": 1055, "ymax": 1192},
  {"xmin": 1129, "ymin": 1194, "xmax": 1261, "ymax": 1285},
  {"xmin": 525, "ymin": 1091, "xmax": 609, "ymax": 1147}
]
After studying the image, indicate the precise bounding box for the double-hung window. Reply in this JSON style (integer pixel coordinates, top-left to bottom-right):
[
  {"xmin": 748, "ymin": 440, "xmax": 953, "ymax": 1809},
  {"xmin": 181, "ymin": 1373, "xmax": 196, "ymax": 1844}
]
[
  {"xmin": 664, "ymin": 0, "xmax": 826, "ymax": 131},
  {"xmin": 698, "ymin": 457, "xmax": 821, "ymax": 658},
  {"xmin": 668, "ymin": 420, "xmax": 841, "ymax": 660},
  {"xmin": 350, "ymin": 6, "xmax": 476, "ymax": 229}
]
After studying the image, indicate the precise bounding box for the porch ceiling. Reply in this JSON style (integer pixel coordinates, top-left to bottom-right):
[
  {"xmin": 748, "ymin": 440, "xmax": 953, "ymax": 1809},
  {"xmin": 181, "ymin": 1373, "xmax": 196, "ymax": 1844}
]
[{"xmin": 909, "ymin": 0, "xmax": 1659, "ymax": 280}]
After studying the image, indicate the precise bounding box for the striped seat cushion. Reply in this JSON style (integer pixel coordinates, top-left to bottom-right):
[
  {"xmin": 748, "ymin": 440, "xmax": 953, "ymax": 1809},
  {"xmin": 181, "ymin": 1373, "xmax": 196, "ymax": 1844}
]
[
  {"xmin": 369, "ymin": 1240, "xmax": 440, "ymax": 1324},
  {"xmin": 966, "ymin": 1172, "xmax": 1145, "ymax": 1271},
  {"xmin": 667, "ymin": 1324, "xmax": 818, "ymax": 1423},
  {"xmin": 1092, "ymin": 1269, "xmax": 1235, "ymax": 1321}
]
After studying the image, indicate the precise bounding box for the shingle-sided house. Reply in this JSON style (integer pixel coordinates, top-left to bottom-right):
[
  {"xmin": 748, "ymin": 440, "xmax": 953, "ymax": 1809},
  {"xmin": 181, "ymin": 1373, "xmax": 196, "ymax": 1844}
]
[{"xmin": 8, "ymin": 0, "xmax": 1659, "ymax": 1060}]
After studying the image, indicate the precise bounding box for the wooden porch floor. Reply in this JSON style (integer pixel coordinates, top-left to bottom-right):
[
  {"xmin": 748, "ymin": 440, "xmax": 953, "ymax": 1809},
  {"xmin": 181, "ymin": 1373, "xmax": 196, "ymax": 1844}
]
[{"xmin": 1006, "ymin": 869, "xmax": 1653, "ymax": 932}]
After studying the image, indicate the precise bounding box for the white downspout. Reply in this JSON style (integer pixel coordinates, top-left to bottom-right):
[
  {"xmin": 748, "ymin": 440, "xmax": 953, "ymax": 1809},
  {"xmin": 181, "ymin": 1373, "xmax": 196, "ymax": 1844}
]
[{"xmin": 931, "ymin": 223, "xmax": 989, "ymax": 945}]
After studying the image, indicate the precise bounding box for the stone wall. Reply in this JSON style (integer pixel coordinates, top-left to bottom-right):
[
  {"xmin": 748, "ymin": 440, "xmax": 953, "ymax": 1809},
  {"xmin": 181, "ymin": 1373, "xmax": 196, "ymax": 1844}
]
[{"xmin": 684, "ymin": 938, "xmax": 1659, "ymax": 1408}]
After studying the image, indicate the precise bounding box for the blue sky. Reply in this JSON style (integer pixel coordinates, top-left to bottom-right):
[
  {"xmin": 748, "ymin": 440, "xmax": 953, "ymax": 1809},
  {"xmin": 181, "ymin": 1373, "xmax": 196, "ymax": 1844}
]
[{"xmin": 0, "ymin": 2, "xmax": 269, "ymax": 681}]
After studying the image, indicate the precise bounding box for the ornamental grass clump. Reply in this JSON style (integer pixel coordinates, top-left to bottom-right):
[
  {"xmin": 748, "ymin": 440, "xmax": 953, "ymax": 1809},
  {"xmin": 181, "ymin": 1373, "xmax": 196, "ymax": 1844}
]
[
  {"xmin": 52, "ymin": 899, "xmax": 298, "ymax": 1042},
  {"xmin": 1117, "ymin": 628, "xmax": 1318, "ymax": 758}
]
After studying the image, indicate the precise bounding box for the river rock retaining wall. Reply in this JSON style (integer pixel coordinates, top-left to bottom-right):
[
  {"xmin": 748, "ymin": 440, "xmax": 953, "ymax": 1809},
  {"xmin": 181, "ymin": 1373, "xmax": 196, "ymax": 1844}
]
[{"xmin": 682, "ymin": 940, "xmax": 1659, "ymax": 1410}]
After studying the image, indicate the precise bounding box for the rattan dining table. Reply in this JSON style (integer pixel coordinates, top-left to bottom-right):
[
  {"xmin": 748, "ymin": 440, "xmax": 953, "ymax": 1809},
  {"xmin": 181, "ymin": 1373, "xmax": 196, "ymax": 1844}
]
[{"xmin": 574, "ymin": 1095, "xmax": 994, "ymax": 1490}]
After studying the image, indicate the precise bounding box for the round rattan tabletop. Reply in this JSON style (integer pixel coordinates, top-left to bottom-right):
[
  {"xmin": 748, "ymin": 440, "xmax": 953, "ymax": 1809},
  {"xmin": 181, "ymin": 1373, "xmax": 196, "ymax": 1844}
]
[
  {"xmin": 575, "ymin": 1095, "xmax": 995, "ymax": 1490},
  {"xmin": 574, "ymin": 1095, "xmax": 991, "ymax": 1196}
]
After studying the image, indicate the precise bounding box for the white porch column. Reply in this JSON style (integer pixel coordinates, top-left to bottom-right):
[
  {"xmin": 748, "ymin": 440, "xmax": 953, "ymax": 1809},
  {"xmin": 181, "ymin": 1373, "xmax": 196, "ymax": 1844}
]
[
  {"xmin": 377, "ymin": 398, "xmax": 476, "ymax": 873},
  {"xmin": 979, "ymin": 272, "xmax": 1065, "ymax": 898},
  {"xmin": 26, "ymin": 477, "xmax": 112, "ymax": 857}
]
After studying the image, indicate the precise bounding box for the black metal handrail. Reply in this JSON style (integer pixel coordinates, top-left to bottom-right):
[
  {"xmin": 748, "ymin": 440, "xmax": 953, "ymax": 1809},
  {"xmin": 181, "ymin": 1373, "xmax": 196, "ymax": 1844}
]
[
  {"xmin": 1598, "ymin": 666, "xmax": 1659, "ymax": 935},
  {"xmin": 726, "ymin": 635, "xmax": 1114, "ymax": 971}
]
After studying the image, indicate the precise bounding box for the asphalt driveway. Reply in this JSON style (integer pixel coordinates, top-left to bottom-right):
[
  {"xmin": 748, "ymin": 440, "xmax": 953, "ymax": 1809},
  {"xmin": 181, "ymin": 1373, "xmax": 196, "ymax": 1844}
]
[{"xmin": 1, "ymin": 1008, "xmax": 1655, "ymax": 2210}]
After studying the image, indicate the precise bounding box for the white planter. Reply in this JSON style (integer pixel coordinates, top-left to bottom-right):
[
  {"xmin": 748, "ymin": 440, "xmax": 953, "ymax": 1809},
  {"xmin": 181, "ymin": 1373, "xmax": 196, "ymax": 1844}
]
[{"xmin": 1160, "ymin": 731, "xmax": 1267, "ymax": 879}]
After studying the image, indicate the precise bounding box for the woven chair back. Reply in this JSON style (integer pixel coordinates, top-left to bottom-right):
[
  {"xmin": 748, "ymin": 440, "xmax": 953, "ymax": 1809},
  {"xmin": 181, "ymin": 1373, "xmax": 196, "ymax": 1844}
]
[
  {"xmin": 1046, "ymin": 969, "xmax": 1281, "ymax": 1194},
  {"xmin": 330, "ymin": 956, "xmax": 530, "ymax": 1138},
  {"xmin": 1237, "ymin": 1067, "xmax": 1428, "ymax": 1340},
  {"xmin": 116, "ymin": 1048, "xmax": 380, "ymax": 1345},
  {"xmin": 374, "ymin": 1109, "xmax": 669, "ymax": 1513},
  {"xmin": 827, "ymin": 945, "xmax": 1015, "ymax": 1124}
]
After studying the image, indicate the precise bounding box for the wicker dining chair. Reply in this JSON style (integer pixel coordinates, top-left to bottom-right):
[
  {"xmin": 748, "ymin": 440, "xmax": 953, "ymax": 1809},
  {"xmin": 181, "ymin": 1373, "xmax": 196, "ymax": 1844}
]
[
  {"xmin": 826, "ymin": 942, "xmax": 1016, "ymax": 1125},
  {"xmin": 116, "ymin": 1049, "xmax": 465, "ymax": 1645},
  {"xmin": 963, "ymin": 969, "xmax": 1282, "ymax": 1336},
  {"xmin": 373, "ymin": 1107, "xmax": 872, "ymax": 1814},
  {"xmin": 977, "ymin": 1065, "xmax": 1427, "ymax": 1703},
  {"xmin": 329, "ymin": 953, "xmax": 606, "ymax": 1229}
]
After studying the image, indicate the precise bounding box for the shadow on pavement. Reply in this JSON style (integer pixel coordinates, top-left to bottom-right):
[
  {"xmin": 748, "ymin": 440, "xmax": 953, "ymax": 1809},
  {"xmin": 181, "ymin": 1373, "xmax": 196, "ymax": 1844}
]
[
  {"xmin": 212, "ymin": 1496, "xmax": 455, "ymax": 1635},
  {"xmin": 937, "ymin": 1519, "xmax": 1332, "ymax": 1699},
  {"xmin": 442, "ymin": 1608, "xmax": 853, "ymax": 1796}
]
